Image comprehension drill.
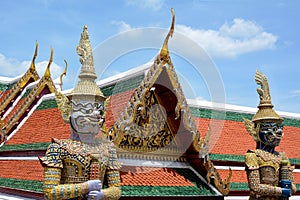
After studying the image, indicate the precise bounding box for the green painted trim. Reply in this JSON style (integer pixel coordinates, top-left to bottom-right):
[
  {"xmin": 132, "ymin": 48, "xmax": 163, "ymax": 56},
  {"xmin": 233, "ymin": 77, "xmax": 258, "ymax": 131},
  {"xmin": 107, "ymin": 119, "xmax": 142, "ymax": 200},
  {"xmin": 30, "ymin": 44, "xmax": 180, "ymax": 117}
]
[
  {"xmin": 209, "ymin": 153, "xmax": 300, "ymax": 165},
  {"xmin": 0, "ymin": 142, "xmax": 50, "ymax": 152},
  {"xmin": 190, "ymin": 107, "xmax": 300, "ymax": 128},
  {"xmin": 0, "ymin": 178, "xmax": 43, "ymax": 192},
  {"xmin": 101, "ymin": 74, "xmax": 144, "ymax": 96}
]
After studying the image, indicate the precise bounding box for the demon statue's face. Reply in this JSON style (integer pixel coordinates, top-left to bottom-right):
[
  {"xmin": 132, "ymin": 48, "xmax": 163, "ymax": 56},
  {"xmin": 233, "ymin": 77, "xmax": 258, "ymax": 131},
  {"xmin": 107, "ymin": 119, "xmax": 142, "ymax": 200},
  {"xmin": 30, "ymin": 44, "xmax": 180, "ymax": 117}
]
[
  {"xmin": 70, "ymin": 101, "xmax": 104, "ymax": 135},
  {"xmin": 258, "ymin": 121, "xmax": 283, "ymax": 147}
]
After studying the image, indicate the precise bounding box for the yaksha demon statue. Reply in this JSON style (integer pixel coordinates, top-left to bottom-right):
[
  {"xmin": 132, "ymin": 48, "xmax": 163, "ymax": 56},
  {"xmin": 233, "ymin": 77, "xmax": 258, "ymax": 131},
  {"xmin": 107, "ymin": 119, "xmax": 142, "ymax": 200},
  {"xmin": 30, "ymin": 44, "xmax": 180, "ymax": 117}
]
[
  {"xmin": 39, "ymin": 25, "xmax": 121, "ymax": 200},
  {"xmin": 243, "ymin": 70, "xmax": 296, "ymax": 200}
]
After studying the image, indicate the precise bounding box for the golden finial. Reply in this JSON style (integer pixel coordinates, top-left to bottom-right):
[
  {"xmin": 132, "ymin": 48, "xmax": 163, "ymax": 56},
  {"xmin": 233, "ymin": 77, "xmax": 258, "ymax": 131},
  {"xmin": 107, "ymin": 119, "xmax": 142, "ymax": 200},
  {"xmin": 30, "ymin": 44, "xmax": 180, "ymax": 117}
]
[
  {"xmin": 29, "ymin": 41, "xmax": 38, "ymax": 72},
  {"xmin": 158, "ymin": 8, "xmax": 175, "ymax": 64},
  {"xmin": 44, "ymin": 47, "xmax": 53, "ymax": 78},
  {"xmin": 59, "ymin": 60, "xmax": 68, "ymax": 91}
]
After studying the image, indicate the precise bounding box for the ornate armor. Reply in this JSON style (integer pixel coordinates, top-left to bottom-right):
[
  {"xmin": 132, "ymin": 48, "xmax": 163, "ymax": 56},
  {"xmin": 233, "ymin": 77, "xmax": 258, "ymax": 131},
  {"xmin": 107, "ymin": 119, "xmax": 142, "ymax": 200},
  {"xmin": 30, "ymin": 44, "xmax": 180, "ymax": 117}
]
[
  {"xmin": 245, "ymin": 149, "xmax": 296, "ymax": 200},
  {"xmin": 244, "ymin": 71, "xmax": 296, "ymax": 200},
  {"xmin": 40, "ymin": 139, "xmax": 121, "ymax": 200}
]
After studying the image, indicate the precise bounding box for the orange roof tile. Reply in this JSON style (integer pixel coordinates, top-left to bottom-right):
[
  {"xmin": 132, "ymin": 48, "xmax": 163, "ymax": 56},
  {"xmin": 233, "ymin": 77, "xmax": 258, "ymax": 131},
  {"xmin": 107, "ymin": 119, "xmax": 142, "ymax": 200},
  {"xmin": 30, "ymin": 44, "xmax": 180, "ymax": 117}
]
[
  {"xmin": 120, "ymin": 166, "xmax": 194, "ymax": 187},
  {"xmin": 0, "ymin": 160, "xmax": 43, "ymax": 181},
  {"xmin": 6, "ymin": 108, "xmax": 70, "ymax": 145},
  {"xmin": 105, "ymin": 90, "xmax": 135, "ymax": 128},
  {"xmin": 194, "ymin": 118, "xmax": 300, "ymax": 159}
]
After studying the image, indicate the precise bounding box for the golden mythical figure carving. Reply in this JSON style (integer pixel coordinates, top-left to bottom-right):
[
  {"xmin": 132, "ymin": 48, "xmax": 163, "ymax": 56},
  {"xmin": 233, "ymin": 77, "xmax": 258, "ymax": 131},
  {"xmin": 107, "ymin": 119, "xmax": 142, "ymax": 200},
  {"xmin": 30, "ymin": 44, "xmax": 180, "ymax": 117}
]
[
  {"xmin": 243, "ymin": 70, "xmax": 296, "ymax": 200},
  {"xmin": 39, "ymin": 25, "xmax": 121, "ymax": 200}
]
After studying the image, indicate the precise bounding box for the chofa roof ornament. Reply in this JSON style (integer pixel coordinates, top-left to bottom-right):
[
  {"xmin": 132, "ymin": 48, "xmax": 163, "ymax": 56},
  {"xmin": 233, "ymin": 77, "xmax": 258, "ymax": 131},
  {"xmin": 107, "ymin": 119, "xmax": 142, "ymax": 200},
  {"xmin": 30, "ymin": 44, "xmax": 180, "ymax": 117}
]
[
  {"xmin": 156, "ymin": 8, "xmax": 175, "ymax": 65},
  {"xmin": 252, "ymin": 70, "xmax": 283, "ymax": 122}
]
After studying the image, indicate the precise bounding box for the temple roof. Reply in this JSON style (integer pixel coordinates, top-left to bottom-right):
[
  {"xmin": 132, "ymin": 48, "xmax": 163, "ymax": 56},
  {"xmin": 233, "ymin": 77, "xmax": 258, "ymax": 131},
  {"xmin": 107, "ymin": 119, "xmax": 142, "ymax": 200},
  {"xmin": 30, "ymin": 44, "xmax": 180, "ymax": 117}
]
[{"xmin": 0, "ymin": 47, "xmax": 57, "ymax": 146}]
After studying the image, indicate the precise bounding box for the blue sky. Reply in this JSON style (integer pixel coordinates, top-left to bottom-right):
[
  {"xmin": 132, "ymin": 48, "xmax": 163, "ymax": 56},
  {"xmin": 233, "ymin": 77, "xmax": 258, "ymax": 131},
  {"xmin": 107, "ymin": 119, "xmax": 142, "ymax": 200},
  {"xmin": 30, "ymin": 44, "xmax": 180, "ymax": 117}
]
[{"xmin": 0, "ymin": 0, "xmax": 299, "ymax": 114}]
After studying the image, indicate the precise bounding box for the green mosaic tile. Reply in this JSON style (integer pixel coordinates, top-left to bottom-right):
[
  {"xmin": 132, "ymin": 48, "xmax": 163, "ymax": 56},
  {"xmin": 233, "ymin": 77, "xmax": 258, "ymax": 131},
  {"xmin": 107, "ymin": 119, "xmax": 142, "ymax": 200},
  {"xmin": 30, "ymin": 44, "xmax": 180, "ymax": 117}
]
[
  {"xmin": 0, "ymin": 142, "xmax": 50, "ymax": 152},
  {"xmin": 0, "ymin": 178, "xmax": 43, "ymax": 192},
  {"xmin": 190, "ymin": 107, "xmax": 300, "ymax": 128}
]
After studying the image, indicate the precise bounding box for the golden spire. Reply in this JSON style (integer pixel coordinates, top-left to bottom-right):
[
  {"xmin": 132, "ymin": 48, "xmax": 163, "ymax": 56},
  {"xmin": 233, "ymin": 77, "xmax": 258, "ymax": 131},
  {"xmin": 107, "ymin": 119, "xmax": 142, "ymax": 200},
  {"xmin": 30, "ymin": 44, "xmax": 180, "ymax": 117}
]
[
  {"xmin": 44, "ymin": 47, "xmax": 53, "ymax": 78},
  {"xmin": 158, "ymin": 8, "xmax": 175, "ymax": 64},
  {"xmin": 71, "ymin": 25, "xmax": 105, "ymax": 102}
]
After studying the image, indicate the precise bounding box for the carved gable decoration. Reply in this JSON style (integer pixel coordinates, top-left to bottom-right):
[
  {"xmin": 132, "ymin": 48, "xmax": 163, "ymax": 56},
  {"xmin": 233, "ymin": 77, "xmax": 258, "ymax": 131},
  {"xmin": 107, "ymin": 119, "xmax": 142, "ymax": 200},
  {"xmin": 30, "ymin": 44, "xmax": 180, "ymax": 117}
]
[{"xmin": 109, "ymin": 9, "xmax": 202, "ymax": 154}]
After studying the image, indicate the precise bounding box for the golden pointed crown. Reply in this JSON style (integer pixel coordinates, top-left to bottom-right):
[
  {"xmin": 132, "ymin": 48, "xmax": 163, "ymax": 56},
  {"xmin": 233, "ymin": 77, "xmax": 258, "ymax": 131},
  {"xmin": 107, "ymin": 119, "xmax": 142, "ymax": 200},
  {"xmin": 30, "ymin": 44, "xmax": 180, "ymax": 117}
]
[
  {"xmin": 70, "ymin": 25, "xmax": 105, "ymax": 103},
  {"xmin": 252, "ymin": 70, "xmax": 283, "ymax": 122}
]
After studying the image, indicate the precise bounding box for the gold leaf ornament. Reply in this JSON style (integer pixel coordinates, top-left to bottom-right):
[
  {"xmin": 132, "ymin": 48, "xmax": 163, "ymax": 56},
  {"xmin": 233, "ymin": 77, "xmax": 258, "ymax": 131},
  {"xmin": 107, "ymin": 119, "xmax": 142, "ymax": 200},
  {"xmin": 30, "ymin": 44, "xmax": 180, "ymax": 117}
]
[
  {"xmin": 243, "ymin": 118, "xmax": 260, "ymax": 142},
  {"xmin": 55, "ymin": 91, "xmax": 72, "ymax": 123}
]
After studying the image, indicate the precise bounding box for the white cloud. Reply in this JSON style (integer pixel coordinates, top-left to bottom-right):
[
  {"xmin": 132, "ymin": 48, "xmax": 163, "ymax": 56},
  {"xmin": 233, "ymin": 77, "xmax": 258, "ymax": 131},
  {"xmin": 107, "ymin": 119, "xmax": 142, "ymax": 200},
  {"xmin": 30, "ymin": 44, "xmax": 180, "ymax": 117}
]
[
  {"xmin": 125, "ymin": 0, "xmax": 164, "ymax": 11},
  {"xmin": 0, "ymin": 53, "xmax": 63, "ymax": 79},
  {"xmin": 291, "ymin": 90, "xmax": 300, "ymax": 97},
  {"xmin": 111, "ymin": 21, "xmax": 133, "ymax": 33},
  {"xmin": 176, "ymin": 18, "xmax": 278, "ymax": 58}
]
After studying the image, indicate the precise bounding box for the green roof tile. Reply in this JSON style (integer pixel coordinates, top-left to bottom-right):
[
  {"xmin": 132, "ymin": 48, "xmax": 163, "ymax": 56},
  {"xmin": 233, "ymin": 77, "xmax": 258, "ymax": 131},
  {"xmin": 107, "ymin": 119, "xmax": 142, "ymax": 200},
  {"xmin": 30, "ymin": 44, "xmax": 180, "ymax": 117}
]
[
  {"xmin": 36, "ymin": 99, "xmax": 58, "ymax": 110},
  {"xmin": 0, "ymin": 82, "xmax": 16, "ymax": 91},
  {"xmin": 0, "ymin": 178, "xmax": 43, "ymax": 192},
  {"xmin": 101, "ymin": 74, "xmax": 144, "ymax": 96}
]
